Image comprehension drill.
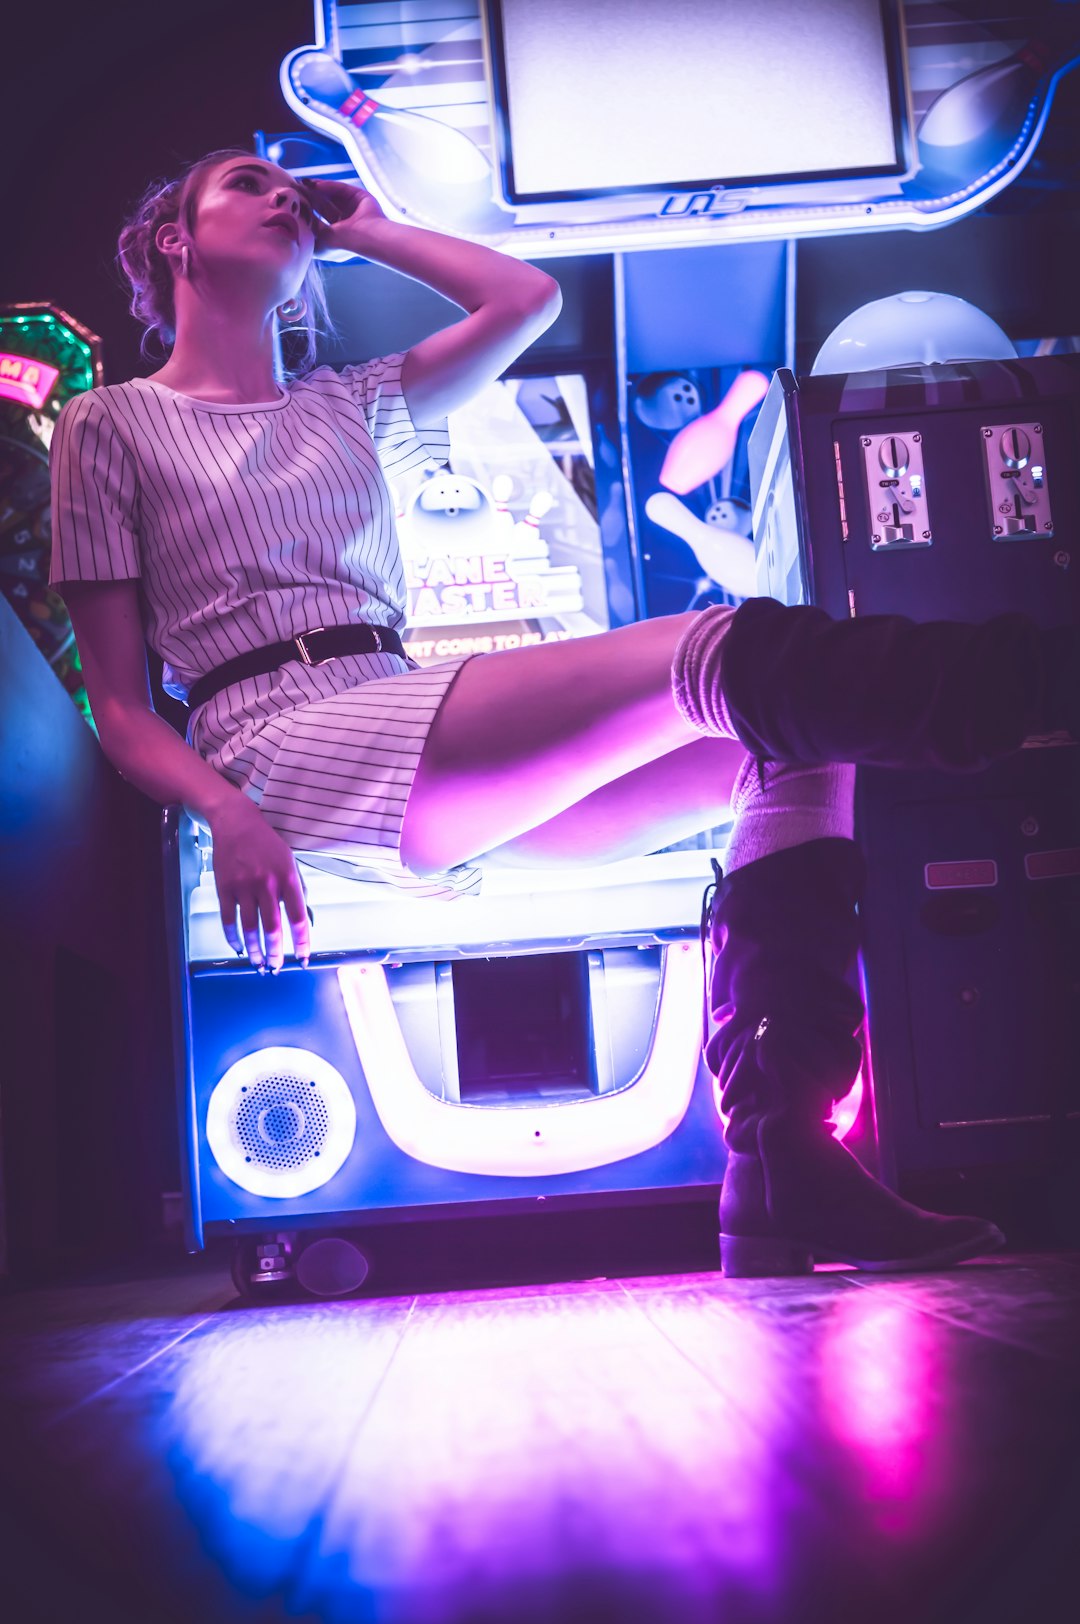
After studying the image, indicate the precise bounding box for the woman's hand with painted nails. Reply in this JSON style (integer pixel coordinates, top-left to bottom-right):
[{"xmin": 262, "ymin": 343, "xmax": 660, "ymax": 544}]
[
  {"xmin": 303, "ymin": 177, "xmax": 386, "ymax": 259},
  {"xmin": 209, "ymin": 798, "xmax": 311, "ymax": 973}
]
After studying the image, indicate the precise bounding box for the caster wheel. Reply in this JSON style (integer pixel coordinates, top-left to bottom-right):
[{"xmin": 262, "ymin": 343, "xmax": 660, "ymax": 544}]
[{"xmin": 229, "ymin": 1237, "xmax": 297, "ymax": 1303}]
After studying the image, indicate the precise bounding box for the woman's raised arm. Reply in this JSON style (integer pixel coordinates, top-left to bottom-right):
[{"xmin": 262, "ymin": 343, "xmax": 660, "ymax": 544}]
[{"xmin": 304, "ymin": 178, "xmax": 562, "ymax": 425}]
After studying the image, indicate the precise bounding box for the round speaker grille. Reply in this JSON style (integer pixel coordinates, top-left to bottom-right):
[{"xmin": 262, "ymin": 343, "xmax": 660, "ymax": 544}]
[
  {"xmin": 234, "ymin": 1073, "xmax": 330, "ymax": 1169},
  {"xmin": 206, "ymin": 1047, "xmax": 357, "ymax": 1198}
]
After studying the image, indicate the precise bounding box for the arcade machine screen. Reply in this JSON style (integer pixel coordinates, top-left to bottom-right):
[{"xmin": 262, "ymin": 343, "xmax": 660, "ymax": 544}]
[{"xmin": 486, "ymin": 0, "xmax": 908, "ymax": 204}]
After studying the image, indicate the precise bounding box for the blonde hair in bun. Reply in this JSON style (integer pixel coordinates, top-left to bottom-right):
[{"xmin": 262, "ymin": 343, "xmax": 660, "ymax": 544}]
[{"xmin": 116, "ymin": 147, "xmax": 333, "ymax": 375}]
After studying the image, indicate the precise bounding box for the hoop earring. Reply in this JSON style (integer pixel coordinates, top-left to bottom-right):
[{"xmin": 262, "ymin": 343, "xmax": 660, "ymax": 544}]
[{"xmin": 276, "ymin": 295, "xmax": 308, "ymax": 324}]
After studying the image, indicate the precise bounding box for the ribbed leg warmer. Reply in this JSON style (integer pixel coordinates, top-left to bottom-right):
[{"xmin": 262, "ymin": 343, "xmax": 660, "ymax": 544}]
[
  {"xmin": 724, "ymin": 757, "xmax": 856, "ymax": 876},
  {"xmin": 671, "ymin": 604, "xmax": 739, "ymax": 739},
  {"xmin": 673, "ymin": 605, "xmax": 856, "ymax": 872}
]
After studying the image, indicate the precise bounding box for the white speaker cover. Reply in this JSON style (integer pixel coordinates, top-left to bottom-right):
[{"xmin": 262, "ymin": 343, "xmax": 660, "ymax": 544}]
[{"xmin": 206, "ymin": 1047, "xmax": 357, "ymax": 1198}]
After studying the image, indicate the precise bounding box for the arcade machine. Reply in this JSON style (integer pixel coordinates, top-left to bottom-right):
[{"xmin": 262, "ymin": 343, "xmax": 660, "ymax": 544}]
[
  {"xmin": 162, "ymin": 0, "xmax": 1080, "ymax": 1294},
  {"xmin": 166, "ymin": 362, "xmax": 751, "ymax": 1297},
  {"xmin": 0, "ymin": 303, "xmax": 101, "ymax": 728}
]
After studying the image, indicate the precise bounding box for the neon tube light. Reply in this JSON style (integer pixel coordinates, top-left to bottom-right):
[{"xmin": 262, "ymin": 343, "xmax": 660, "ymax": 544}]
[
  {"xmin": 337, "ymin": 944, "xmax": 704, "ymax": 1177},
  {"xmin": 0, "ymin": 353, "xmax": 59, "ymax": 410}
]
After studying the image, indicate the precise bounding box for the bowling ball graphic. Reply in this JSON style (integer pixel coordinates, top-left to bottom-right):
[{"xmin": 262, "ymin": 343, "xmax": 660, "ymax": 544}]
[
  {"xmin": 705, "ymin": 497, "xmax": 752, "ymax": 537},
  {"xmin": 633, "ymin": 374, "xmax": 701, "ymax": 434}
]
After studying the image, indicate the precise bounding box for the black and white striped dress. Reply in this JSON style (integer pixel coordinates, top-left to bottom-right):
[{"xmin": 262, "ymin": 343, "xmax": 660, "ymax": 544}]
[{"xmin": 48, "ymin": 355, "xmax": 482, "ymax": 897}]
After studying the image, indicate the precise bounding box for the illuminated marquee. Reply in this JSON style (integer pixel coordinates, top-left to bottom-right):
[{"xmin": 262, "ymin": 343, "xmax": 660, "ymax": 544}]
[
  {"xmin": 268, "ymin": 1, "xmax": 1080, "ymax": 256},
  {"xmin": 409, "ymin": 552, "xmax": 544, "ymax": 619},
  {"xmin": 404, "ymin": 550, "xmax": 583, "ymax": 624},
  {"xmin": 0, "ymin": 352, "xmax": 59, "ymax": 410}
]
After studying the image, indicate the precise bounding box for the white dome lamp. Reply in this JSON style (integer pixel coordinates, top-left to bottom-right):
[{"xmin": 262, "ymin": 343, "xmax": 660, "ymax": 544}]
[{"xmin": 811, "ymin": 290, "xmax": 1017, "ymax": 376}]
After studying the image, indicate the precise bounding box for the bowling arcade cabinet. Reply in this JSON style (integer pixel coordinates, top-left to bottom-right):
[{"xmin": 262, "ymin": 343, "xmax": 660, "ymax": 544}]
[
  {"xmin": 748, "ymin": 301, "xmax": 1080, "ymax": 1189},
  {"xmin": 164, "ymin": 357, "xmax": 737, "ymax": 1298}
]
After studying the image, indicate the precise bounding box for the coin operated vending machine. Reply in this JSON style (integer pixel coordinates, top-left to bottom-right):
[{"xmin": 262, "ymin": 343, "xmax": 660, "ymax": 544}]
[{"xmin": 748, "ymin": 304, "xmax": 1080, "ymax": 1188}]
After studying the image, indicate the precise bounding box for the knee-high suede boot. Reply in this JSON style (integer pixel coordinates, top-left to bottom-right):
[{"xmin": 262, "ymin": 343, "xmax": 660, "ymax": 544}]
[
  {"xmin": 706, "ymin": 838, "xmax": 1005, "ymax": 1275},
  {"xmin": 674, "ymin": 598, "xmax": 1077, "ymax": 768}
]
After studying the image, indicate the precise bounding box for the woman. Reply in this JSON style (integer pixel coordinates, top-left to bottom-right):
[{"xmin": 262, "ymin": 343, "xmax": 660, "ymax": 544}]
[{"xmin": 50, "ymin": 150, "xmax": 1072, "ymax": 1275}]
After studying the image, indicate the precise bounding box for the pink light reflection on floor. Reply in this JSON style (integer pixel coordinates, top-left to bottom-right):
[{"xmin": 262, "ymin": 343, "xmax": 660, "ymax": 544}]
[{"xmin": 817, "ymin": 1289, "xmax": 953, "ymax": 1541}]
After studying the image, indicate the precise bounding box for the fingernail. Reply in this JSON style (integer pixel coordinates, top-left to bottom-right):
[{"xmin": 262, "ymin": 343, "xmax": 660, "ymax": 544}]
[
  {"xmin": 256, "ymin": 965, "xmax": 267, "ymax": 976},
  {"xmin": 270, "ymin": 967, "xmax": 280, "ymax": 977},
  {"xmin": 299, "ymin": 957, "xmax": 310, "ymax": 970},
  {"xmin": 234, "ymin": 947, "xmax": 244, "ymax": 957}
]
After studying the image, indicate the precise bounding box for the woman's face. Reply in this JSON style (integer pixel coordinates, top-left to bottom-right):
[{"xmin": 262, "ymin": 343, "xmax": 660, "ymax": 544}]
[{"xmin": 188, "ymin": 158, "xmax": 317, "ymax": 301}]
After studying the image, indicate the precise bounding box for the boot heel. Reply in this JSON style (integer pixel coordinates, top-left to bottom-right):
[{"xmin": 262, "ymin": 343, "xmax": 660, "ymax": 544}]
[{"xmin": 720, "ymin": 1233, "xmax": 814, "ymax": 1278}]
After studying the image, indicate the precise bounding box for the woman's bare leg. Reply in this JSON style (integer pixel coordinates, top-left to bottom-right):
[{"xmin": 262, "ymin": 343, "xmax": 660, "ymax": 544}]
[
  {"xmin": 402, "ymin": 612, "xmax": 706, "ymax": 873},
  {"xmin": 479, "ymin": 736, "xmax": 745, "ymax": 868}
]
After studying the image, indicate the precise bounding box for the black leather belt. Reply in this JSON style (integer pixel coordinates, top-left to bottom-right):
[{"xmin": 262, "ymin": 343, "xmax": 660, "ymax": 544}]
[{"xmin": 186, "ymin": 624, "xmax": 406, "ymax": 710}]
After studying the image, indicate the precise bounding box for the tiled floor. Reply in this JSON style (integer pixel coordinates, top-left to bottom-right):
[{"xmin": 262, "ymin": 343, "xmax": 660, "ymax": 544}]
[{"xmin": 2, "ymin": 1250, "xmax": 1079, "ymax": 1624}]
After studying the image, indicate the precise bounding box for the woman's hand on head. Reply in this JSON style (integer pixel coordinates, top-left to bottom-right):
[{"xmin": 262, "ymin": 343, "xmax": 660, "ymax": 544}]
[
  {"xmin": 303, "ymin": 177, "xmax": 386, "ymax": 259},
  {"xmin": 209, "ymin": 798, "xmax": 312, "ymax": 972}
]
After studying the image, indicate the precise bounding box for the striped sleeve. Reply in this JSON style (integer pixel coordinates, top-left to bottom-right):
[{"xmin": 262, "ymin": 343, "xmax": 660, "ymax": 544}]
[
  {"xmin": 49, "ymin": 391, "xmax": 141, "ymax": 585},
  {"xmin": 338, "ymin": 351, "xmax": 451, "ymax": 480}
]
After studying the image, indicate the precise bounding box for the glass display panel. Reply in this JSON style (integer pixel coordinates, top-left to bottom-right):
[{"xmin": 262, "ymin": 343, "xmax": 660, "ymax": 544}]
[{"xmin": 399, "ymin": 370, "xmax": 634, "ymax": 663}]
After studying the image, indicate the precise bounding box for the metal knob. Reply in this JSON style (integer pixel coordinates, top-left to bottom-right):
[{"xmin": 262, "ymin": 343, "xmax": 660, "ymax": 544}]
[
  {"xmin": 877, "ymin": 436, "xmax": 910, "ymax": 478},
  {"xmin": 1000, "ymin": 427, "xmax": 1031, "ymax": 471}
]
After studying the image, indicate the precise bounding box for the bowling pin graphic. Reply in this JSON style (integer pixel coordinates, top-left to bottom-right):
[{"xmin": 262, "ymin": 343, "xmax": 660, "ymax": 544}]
[
  {"xmin": 659, "ymin": 371, "xmax": 769, "ymax": 496},
  {"xmin": 645, "ymin": 491, "xmax": 757, "ymax": 600},
  {"xmin": 285, "ymin": 51, "xmax": 514, "ymax": 236},
  {"xmin": 491, "ymin": 473, "xmax": 516, "ymax": 539},
  {"xmin": 917, "ymin": 18, "xmax": 1080, "ymax": 185},
  {"xmin": 506, "ymin": 490, "xmax": 583, "ymax": 607},
  {"xmin": 510, "ymin": 490, "xmax": 555, "ymax": 562}
]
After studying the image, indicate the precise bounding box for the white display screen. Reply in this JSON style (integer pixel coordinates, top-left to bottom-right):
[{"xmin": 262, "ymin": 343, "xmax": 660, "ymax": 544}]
[{"xmin": 489, "ymin": 0, "xmax": 905, "ymax": 201}]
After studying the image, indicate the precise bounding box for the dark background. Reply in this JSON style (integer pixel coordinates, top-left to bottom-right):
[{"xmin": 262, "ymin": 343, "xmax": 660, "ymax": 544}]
[
  {"xmin": 1, "ymin": 1, "xmax": 317, "ymax": 383},
  {"xmin": 0, "ymin": 1, "xmax": 320, "ymax": 1279}
]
